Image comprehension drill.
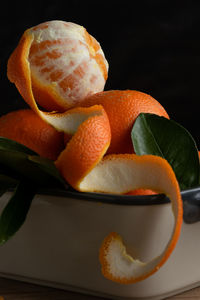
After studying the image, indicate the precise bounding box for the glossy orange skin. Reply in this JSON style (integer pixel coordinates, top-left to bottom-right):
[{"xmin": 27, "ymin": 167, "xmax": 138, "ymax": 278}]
[
  {"xmin": 0, "ymin": 109, "xmax": 64, "ymax": 160},
  {"xmin": 82, "ymin": 90, "xmax": 169, "ymax": 154}
]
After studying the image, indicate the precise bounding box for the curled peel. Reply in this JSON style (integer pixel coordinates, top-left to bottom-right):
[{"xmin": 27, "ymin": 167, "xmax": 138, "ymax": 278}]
[
  {"xmin": 58, "ymin": 148, "xmax": 183, "ymax": 283},
  {"xmin": 95, "ymin": 154, "xmax": 183, "ymax": 284},
  {"xmin": 56, "ymin": 139, "xmax": 182, "ymax": 283},
  {"xmin": 55, "ymin": 107, "xmax": 111, "ymax": 189},
  {"xmin": 7, "ymin": 22, "xmax": 108, "ymax": 133},
  {"xmin": 7, "ymin": 22, "xmax": 183, "ymax": 284}
]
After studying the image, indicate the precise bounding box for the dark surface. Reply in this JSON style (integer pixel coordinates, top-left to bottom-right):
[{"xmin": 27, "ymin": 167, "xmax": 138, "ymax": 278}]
[
  {"xmin": 1, "ymin": 1, "xmax": 200, "ymax": 146},
  {"xmin": 0, "ymin": 276, "xmax": 196, "ymax": 299},
  {"xmin": 0, "ymin": 277, "xmax": 104, "ymax": 299}
]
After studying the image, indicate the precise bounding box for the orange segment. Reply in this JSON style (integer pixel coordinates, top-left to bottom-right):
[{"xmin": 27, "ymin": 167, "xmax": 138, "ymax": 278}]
[
  {"xmin": 81, "ymin": 90, "xmax": 169, "ymax": 154},
  {"xmin": 0, "ymin": 109, "xmax": 64, "ymax": 160},
  {"xmin": 8, "ymin": 20, "xmax": 108, "ymax": 112}
]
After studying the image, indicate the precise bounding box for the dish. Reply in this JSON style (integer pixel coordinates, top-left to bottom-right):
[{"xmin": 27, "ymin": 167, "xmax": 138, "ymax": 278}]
[{"xmin": 0, "ymin": 187, "xmax": 199, "ymax": 300}]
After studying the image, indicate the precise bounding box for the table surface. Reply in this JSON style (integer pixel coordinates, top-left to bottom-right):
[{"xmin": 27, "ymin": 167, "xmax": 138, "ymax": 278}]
[{"xmin": 0, "ymin": 277, "xmax": 199, "ymax": 300}]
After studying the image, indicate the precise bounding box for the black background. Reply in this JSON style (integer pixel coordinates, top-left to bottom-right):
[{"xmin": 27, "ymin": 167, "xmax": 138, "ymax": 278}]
[{"xmin": 1, "ymin": 1, "xmax": 200, "ymax": 147}]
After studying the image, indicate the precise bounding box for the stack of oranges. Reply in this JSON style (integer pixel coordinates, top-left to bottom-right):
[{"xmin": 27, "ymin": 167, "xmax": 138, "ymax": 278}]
[
  {"xmin": 6, "ymin": 21, "xmax": 169, "ymax": 191},
  {"xmin": 4, "ymin": 20, "xmax": 183, "ymax": 284}
]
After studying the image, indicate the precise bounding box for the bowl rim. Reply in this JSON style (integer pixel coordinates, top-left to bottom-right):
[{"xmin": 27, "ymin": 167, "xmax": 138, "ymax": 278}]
[{"xmin": 38, "ymin": 186, "xmax": 200, "ymax": 206}]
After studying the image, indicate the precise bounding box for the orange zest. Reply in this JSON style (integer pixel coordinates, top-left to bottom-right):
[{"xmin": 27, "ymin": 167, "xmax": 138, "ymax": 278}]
[{"xmin": 7, "ymin": 20, "xmax": 183, "ymax": 284}]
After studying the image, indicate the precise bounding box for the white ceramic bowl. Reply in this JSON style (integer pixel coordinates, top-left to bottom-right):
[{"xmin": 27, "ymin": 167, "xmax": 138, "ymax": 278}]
[{"xmin": 0, "ymin": 188, "xmax": 199, "ymax": 300}]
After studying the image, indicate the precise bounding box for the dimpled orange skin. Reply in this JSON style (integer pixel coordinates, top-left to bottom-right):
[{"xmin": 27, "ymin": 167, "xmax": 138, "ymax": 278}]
[
  {"xmin": 0, "ymin": 109, "xmax": 64, "ymax": 160},
  {"xmin": 81, "ymin": 90, "xmax": 169, "ymax": 154},
  {"xmin": 55, "ymin": 108, "xmax": 111, "ymax": 189},
  {"xmin": 7, "ymin": 22, "xmax": 168, "ymax": 196}
]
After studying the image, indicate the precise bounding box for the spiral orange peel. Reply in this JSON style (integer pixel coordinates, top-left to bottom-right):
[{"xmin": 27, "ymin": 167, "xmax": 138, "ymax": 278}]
[
  {"xmin": 95, "ymin": 154, "xmax": 183, "ymax": 283},
  {"xmin": 7, "ymin": 20, "xmax": 183, "ymax": 284},
  {"xmin": 55, "ymin": 118, "xmax": 182, "ymax": 283}
]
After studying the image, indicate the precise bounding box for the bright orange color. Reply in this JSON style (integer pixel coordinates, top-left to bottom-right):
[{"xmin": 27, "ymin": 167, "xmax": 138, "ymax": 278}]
[
  {"xmin": 7, "ymin": 22, "xmax": 168, "ymax": 157},
  {"xmin": 55, "ymin": 106, "xmax": 111, "ymax": 189},
  {"xmin": 6, "ymin": 20, "xmax": 183, "ymax": 284},
  {"xmin": 97, "ymin": 154, "xmax": 182, "ymax": 284},
  {"xmin": 8, "ymin": 21, "xmax": 108, "ymax": 112},
  {"xmin": 0, "ymin": 109, "xmax": 64, "ymax": 160},
  {"xmin": 126, "ymin": 189, "xmax": 157, "ymax": 195},
  {"xmin": 82, "ymin": 90, "xmax": 169, "ymax": 154}
]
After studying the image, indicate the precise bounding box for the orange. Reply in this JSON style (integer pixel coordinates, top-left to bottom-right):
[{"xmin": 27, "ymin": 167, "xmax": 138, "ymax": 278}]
[
  {"xmin": 7, "ymin": 20, "xmax": 183, "ymax": 284},
  {"xmin": 81, "ymin": 90, "xmax": 169, "ymax": 154},
  {"xmin": 8, "ymin": 20, "xmax": 108, "ymax": 112},
  {"xmin": 126, "ymin": 189, "xmax": 157, "ymax": 195},
  {"xmin": 0, "ymin": 109, "xmax": 64, "ymax": 160},
  {"xmin": 7, "ymin": 22, "xmax": 168, "ymax": 158}
]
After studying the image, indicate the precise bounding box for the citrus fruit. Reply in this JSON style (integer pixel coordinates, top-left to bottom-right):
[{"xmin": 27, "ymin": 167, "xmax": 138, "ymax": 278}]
[
  {"xmin": 0, "ymin": 109, "xmax": 64, "ymax": 160},
  {"xmin": 125, "ymin": 188, "xmax": 157, "ymax": 195},
  {"xmin": 81, "ymin": 90, "xmax": 169, "ymax": 154},
  {"xmin": 7, "ymin": 20, "xmax": 108, "ymax": 112},
  {"xmin": 7, "ymin": 20, "xmax": 183, "ymax": 283}
]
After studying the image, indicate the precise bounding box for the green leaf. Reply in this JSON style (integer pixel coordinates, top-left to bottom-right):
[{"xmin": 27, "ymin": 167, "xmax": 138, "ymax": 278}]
[
  {"xmin": 28, "ymin": 155, "xmax": 66, "ymax": 186},
  {"xmin": 0, "ymin": 137, "xmax": 37, "ymax": 155},
  {"xmin": 131, "ymin": 113, "xmax": 200, "ymax": 190},
  {"xmin": 0, "ymin": 138, "xmax": 67, "ymax": 245},
  {"xmin": 0, "ymin": 138, "xmax": 65, "ymax": 188},
  {"xmin": 0, "ymin": 174, "xmax": 18, "ymax": 196},
  {"xmin": 0, "ymin": 182, "xmax": 36, "ymax": 245}
]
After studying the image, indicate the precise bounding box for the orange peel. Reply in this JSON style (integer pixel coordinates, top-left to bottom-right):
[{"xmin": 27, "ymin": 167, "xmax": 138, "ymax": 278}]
[
  {"xmin": 54, "ymin": 113, "xmax": 182, "ymax": 283},
  {"xmin": 90, "ymin": 154, "xmax": 182, "ymax": 284},
  {"xmin": 55, "ymin": 106, "xmax": 111, "ymax": 189},
  {"xmin": 7, "ymin": 21, "xmax": 108, "ymax": 132},
  {"xmin": 7, "ymin": 20, "xmax": 183, "ymax": 284},
  {"xmin": 8, "ymin": 20, "xmax": 108, "ymax": 112}
]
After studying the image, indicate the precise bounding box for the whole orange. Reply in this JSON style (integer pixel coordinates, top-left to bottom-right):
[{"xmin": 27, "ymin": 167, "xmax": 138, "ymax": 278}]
[
  {"xmin": 82, "ymin": 90, "xmax": 169, "ymax": 154},
  {"xmin": 0, "ymin": 109, "xmax": 64, "ymax": 160}
]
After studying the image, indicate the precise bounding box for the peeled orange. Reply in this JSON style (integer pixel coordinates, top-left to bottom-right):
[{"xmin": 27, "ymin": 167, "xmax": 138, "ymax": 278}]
[
  {"xmin": 8, "ymin": 20, "xmax": 108, "ymax": 112},
  {"xmin": 6, "ymin": 20, "xmax": 183, "ymax": 284}
]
